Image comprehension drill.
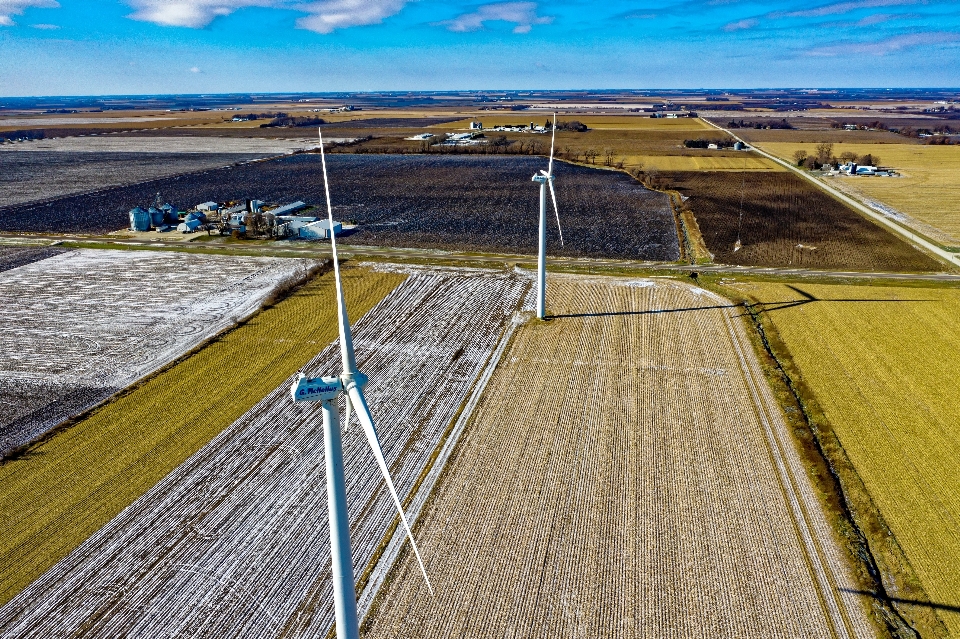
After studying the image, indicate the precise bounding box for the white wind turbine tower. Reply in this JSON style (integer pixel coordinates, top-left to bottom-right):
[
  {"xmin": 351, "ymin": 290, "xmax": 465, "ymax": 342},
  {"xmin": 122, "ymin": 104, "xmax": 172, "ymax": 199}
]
[
  {"xmin": 531, "ymin": 113, "xmax": 564, "ymax": 319},
  {"xmin": 290, "ymin": 131, "xmax": 433, "ymax": 639}
]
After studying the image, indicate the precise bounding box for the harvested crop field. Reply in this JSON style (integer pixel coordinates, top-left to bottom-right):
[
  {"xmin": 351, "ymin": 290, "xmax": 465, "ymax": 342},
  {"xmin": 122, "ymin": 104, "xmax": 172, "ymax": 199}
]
[
  {"xmin": 322, "ymin": 117, "xmax": 463, "ymax": 129},
  {"xmin": 0, "ymin": 150, "xmax": 275, "ymax": 208},
  {"xmin": 0, "ymin": 245, "xmax": 70, "ymax": 273},
  {"xmin": 0, "ymin": 154, "xmax": 679, "ymax": 262},
  {"xmin": 662, "ymin": 171, "xmax": 941, "ymax": 271},
  {"xmin": 0, "ymin": 264, "xmax": 402, "ymax": 608},
  {"xmin": 760, "ymin": 142, "xmax": 960, "ymax": 246},
  {"xmin": 0, "ymin": 248, "xmax": 316, "ymax": 456},
  {"xmin": 5, "ymin": 136, "xmax": 320, "ymax": 154},
  {"xmin": 724, "ymin": 281, "xmax": 960, "ymax": 636},
  {"xmin": 365, "ymin": 275, "xmax": 874, "ymax": 638},
  {"xmin": 0, "ymin": 264, "xmax": 532, "ymax": 638}
]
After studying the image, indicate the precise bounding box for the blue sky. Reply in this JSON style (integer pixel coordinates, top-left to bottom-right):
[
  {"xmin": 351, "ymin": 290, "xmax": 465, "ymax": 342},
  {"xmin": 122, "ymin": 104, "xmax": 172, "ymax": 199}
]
[{"xmin": 1, "ymin": 0, "xmax": 958, "ymax": 96}]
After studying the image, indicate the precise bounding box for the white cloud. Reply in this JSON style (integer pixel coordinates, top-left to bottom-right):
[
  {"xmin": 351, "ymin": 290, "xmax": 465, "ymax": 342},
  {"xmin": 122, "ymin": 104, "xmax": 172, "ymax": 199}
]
[
  {"xmin": 808, "ymin": 31, "xmax": 960, "ymax": 56},
  {"xmin": 190, "ymin": 66, "xmax": 202, "ymax": 72},
  {"xmin": 0, "ymin": 0, "xmax": 59, "ymax": 27},
  {"xmin": 126, "ymin": 0, "xmax": 275, "ymax": 28},
  {"xmin": 439, "ymin": 2, "xmax": 552, "ymax": 33},
  {"xmin": 295, "ymin": 0, "xmax": 409, "ymax": 33},
  {"xmin": 125, "ymin": 0, "xmax": 410, "ymax": 31},
  {"xmin": 29, "ymin": 22, "xmax": 58, "ymax": 28},
  {"xmin": 723, "ymin": 18, "xmax": 757, "ymax": 32},
  {"xmin": 780, "ymin": 0, "xmax": 921, "ymax": 19}
]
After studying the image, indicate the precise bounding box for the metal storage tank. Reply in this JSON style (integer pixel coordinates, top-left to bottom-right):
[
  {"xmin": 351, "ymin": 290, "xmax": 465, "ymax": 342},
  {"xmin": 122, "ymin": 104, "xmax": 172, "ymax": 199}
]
[
  {"xmin": 129, "ymin": 207, "xmax": 151, "ymax": 231},
  {"xmin": 160, "ymin": 203, "xmax": 178, "ymax": 223},
  {"xmin": 148, "ymin": 207, "xmax": 164, "ymax": 227}
]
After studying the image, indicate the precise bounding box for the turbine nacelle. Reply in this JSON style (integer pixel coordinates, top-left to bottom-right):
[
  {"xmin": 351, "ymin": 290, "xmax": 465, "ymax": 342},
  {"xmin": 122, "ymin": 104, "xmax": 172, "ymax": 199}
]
[
  {"xmin": 531, "ymin": 173, "xmax": 550, "ymax": 184},
  {"xmin": 291, "ymin": 373, "xmax": 341, "ymax": 402},
  {"xmin": 291, "ymin": 371, "xmax": 369, "ymax": 403}
]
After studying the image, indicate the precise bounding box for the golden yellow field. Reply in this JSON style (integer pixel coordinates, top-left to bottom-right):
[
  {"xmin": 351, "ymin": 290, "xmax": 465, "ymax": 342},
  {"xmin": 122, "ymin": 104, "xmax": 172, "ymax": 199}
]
[
  {"xmin": 724, "ymin": 280, "xmax": 960, "ymax": 636},
  {"xmin": 759, "ymin": 142, "xmax": 960, "ymax": 245},
  {"xmin": 365, "ymin": 275, "xmax": 874, "ymax": 638},
  {"xmin": 442, "ymin": 114, "xmax": 711, "ymax": 131},
  {"xmin": 435, "ymin": 116, "xmax": 782, "ymax": 172},
  {"xmin": 635, "ymin": 154, "xmax": 782, "ymax": 171},
  {"xmin": 0, "ymin": 266, "xmax": 404, "ymax": 607}
]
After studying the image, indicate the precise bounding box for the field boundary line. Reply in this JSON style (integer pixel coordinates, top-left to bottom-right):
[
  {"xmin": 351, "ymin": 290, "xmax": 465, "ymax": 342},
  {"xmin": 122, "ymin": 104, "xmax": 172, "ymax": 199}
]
[
  {"xmin": 355, "ymin": 305, "xmax": 530, "ymax": 623},
  {"xmin": 701, "ymin": 118, "xmax": 960, "ymax": 270},
  {"xmin": 706, "ymin": 287, "xmax": 858, "ymax": 639}
]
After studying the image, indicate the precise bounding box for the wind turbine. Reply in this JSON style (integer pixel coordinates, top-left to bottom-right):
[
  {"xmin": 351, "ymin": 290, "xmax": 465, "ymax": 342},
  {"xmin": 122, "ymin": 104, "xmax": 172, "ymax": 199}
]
[
  {"xmin": 531, "ymin": 113, "xmax": 564, "ymax": 320},
  {"xmin": 290, "ymin": 131, "xmax": 433, "ymax": 639}
]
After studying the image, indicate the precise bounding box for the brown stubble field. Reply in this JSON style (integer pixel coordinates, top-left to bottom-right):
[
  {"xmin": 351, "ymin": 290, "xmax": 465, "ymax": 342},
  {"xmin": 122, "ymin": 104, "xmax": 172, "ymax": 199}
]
[
  {"xmin": 363, "ymin": 274, "xmax": 876, "ymax": 639},
  {"xmin": 661, "ymin": 170, "xmax": 942, "ymax": 272}
]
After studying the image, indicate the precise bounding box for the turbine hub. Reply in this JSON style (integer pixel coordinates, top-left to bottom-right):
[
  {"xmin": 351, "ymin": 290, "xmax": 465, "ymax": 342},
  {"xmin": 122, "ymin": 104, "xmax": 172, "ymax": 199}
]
[{"xmin": 340, "ymin": 370, "xmax": 369, "ymax": 392}]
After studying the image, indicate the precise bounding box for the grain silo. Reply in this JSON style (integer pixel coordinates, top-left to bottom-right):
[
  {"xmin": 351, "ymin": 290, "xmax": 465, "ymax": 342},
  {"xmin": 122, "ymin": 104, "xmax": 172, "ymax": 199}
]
[
  {"xmin": 129, "ymin": 207, "xmax": 151, "ymax": 231},
  {"xmin": 148, "ymin": 207, "xmax": 164, "ymax": 227}
]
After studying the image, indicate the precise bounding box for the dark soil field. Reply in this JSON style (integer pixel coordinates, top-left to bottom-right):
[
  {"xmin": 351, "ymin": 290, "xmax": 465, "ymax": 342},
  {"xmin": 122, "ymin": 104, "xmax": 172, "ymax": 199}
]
[
  {"xmin": 322, "ymin": 117, "xmax": 461, "ymax": 129},
  {"xmin": 0, "ymin": 246, "xmax": 70, "ymax": 273},
  {"xmin": 663, "ymin": 171, "xmax": 942, "ymax": 271},
  {"xmin": 0, "ymin": 154, "xmax": 679, "ymax": 261},
  {"xmin": 0, "ymin": 151, "xmax": 268, "ymax": 208}
]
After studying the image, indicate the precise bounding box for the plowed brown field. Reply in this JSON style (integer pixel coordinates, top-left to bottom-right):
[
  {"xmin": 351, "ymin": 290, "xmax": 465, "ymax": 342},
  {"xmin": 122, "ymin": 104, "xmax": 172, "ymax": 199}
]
[{"xmin": 364, "ymin": 275, "xmax": 876, "ymax": 638}]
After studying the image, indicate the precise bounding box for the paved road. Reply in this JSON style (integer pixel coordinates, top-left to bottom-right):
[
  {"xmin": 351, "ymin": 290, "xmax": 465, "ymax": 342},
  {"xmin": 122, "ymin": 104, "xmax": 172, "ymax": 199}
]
[
  {"xmin": 701, "ymin": 118, "xmax": 960, "ymax": 269},
  {"xmin": 4, "ymin": 233, "xmax": 960, "ymax": 283}
]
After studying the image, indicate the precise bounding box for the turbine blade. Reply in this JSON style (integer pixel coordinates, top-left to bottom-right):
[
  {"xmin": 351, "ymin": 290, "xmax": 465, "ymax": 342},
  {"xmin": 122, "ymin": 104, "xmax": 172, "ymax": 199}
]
[
  {"xmin": 343, "ymin": 394, "xmax": 352, "ymax": 431},
  {"xmin": 548, "ymin": 112, "xmax": 556, "ymax": 176},
  {"xmin": 318, "ymin": 131, "xmax": 358, "ymax": 374},
  {"xmin": 348, "ymin": 385, "xmax": 434, "ymax": 596},
  {"xmin": 548, "ymin": 179, "xmax": 564, "ymax": 247}
]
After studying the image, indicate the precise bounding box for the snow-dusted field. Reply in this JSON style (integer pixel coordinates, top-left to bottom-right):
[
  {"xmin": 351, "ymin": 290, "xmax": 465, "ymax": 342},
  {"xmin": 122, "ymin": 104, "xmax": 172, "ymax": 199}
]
[
  {"xmin": 0, "ymin": 249, "xmax": 315, "ymax": 456},
  {"xmin": 0, "ymin": 264, "xmax": 532, "ymax": 638}
]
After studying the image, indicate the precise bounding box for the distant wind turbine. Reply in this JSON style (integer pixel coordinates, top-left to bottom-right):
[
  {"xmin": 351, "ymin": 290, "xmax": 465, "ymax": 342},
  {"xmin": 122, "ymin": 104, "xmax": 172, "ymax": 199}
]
[
  {"xmin": 291, "ymin": 131, "xmax": 433, "ymax": 639},
  {"xmin": 531, "ymin": 112, "xmax": 564, "ymax": 319}
]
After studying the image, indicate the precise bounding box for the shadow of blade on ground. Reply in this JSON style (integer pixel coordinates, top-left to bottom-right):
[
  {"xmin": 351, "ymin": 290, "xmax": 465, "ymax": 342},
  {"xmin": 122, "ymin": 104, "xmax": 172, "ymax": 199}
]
[
  {"xmin": 755, "ymin": 284, "xmax": 936, "ymax": 314},
  {"xmin": 842, "ymin": 589, "xmax": 960, "ymax": 614},
  {"xmin": 548, "ymin": 303, "xmax": 738, "ymax": 320}
]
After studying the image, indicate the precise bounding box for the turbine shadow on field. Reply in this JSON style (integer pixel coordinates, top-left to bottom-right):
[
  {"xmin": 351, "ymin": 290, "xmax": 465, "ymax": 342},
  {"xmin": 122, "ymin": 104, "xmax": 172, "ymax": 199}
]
[
  {"xmin": 842, "ymin": 589, "xmax": 960, "ymax": 614},
  {"xmin": 756, "ymin": 285, "xmax": 936, "ymax": 314},
  {"xmin": 548, "ymin": 303, "xmax": 738, "ymax": 320}
]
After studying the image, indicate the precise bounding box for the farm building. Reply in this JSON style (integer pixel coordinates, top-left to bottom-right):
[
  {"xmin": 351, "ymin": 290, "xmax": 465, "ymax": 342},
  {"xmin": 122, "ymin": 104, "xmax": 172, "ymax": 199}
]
[
  {"xmin": 298, "ymin": 219, "xmax": 342, "ymax": 240},
  {"xmin": 267, "ymin": 201, "xmax": 308, "ymax": 216},
  {"xmin": 277, "ymin": 215, "xmax": 319, "ymax": 232}
]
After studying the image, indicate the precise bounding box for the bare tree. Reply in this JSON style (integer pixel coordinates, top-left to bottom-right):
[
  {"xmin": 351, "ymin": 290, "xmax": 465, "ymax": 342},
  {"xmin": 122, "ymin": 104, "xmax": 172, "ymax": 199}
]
[{"xmin": 793, "ymin": 149, "xmax": 809, "ymax": 166}]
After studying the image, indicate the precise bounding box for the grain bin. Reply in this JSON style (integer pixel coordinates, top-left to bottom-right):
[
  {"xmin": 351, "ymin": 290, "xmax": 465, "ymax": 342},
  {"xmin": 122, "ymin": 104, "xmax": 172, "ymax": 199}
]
[
  {"xmin": 129, "ymin": 206, "xmax": 151, "ymax": 231},
  {"xmin": 148, "ymin": 207, "xmax": 164, "ymax": 227}
]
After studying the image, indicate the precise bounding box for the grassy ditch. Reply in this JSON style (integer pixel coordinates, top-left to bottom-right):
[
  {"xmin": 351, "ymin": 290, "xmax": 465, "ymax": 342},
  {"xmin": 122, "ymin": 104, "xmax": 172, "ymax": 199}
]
[
  {"xmin": 0, "ymin": 265, "xmax": 406, "ymax": 607},
  {"xmin": 703, "ymin": 274, "xmax": 949, "ymax": 639}
]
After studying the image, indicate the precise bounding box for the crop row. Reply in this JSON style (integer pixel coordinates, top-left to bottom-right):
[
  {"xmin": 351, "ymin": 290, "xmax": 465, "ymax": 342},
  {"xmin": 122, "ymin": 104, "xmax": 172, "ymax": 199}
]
[
  {"xmin": 0, "ymin": 249, "xmax": 314, "ymax": 456},
  {"xmin": 0, "ymin": 265, "xmax": 531, "ymax": 638},
  {"xmin": 728, "ymin": 281, "xmax": 960, "ymax": 636},
  {"xmin": 663, "ymin": 170, "xmax": 941, "ymax": 272},
  {"xmin": 0, "ymin": 154, "xmax": 679, "ymax": 262},
  {"xmin": 0, "ymin": 246, "xmax": 70, "ymax": 273},
  {"xmin": 364, "ymin": 275, "xmax": 874, "ymax": 638},
  {"xmin": 0, "ymin": 151, "xmax": 267, "ymax": 209}
]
